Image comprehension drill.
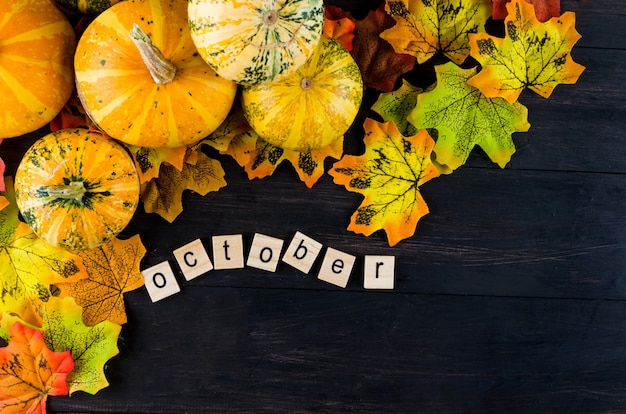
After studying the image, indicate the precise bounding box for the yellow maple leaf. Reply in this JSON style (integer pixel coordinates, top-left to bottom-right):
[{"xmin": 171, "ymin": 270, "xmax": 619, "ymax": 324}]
[
  {"xmin": 124, "ymin": 144, "xmax": 188, "ymax": 183},
  {"xmin": 468, "ymin": 0, "xmax": 585, "ymax": 102},
  {"xmin": 0, "ymin": 223, "xmax": 88, "ymax": 327},
  {"xmin": 329, "ymin": 119, "xmax": 439, "ymax": 246},
  {"xmin": 141, "ymin": 152, "xmax": 227, "ymax": 222},
  {"xmin": 381, "ymin": 0, "xmax": 491, "ymax": 65},
  {"xmin": 55, "ymin": 235, "xmax": 146, "ymax": 326},
  {"xmin": 193, "ymin": 102, "xmax": 253, "ymax": 153}
]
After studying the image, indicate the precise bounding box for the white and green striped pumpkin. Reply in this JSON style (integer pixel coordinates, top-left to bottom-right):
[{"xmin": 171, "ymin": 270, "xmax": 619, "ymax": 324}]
[
  {"xmin": 14, "ymin": 129, "xmax": 140, "ymax": 251},
  {"xmin": 241, "ymin": 35, "xmax": 363, "ymax": 152},
  {"xmin": 188, "ymin": 0, "xmax": 324, "ymax": 85}
]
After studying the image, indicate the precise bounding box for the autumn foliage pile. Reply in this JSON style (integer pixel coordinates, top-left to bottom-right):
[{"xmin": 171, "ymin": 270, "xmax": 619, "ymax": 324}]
[{"xmin": 0, "ymin": 0, "xmax": 583, "ymax": 410}]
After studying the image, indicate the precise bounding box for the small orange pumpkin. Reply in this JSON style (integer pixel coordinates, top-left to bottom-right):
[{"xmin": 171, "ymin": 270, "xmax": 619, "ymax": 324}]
[
  {"xmin": 74, "ymin": 0, "xmax": 238, "ymax": 148},
  {"xmin": 14, "ymin": 129, "xmax": 140, "ymax": 251},
  {"xmin": 0, "ymin": 0, "xmax": 76, "ymax": 138}
]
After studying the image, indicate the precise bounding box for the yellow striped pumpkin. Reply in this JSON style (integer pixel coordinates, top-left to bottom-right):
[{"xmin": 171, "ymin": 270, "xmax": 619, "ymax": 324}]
[
  {"xmin": 54, "ymin": 0, "xmax": 122, "ymax": 14},
  {"xmin": 14, "ymin": 129, "xmax": 140, "ymax": 251},
  {"xmin": 241, "ymin": 35, "xmax": 363, "ymax": 152},
  {"xmin": 0, "ymin": 0, "xmax": 76, "ymax": 138},
  {"xmin": 188, "ymin": 0, "xmax": 324, "ymax": 85},
  {"xmin": 74, "ymin": 0, "xmax": 237, "ymax": 148}
]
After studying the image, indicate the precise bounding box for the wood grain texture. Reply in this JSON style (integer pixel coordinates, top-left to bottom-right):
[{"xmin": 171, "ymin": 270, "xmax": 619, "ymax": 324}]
[{"xmin": 1, "ymin": 0, "xmax": 624, "ymax": 412}]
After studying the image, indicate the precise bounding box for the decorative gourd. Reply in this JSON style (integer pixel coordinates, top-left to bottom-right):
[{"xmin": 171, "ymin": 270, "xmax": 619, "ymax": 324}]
[
  {"xmin": 188, "ymin": 0, "xmax": 324, "ymax": 85},
  {"xmin": 74, "ymin": 0, "xmax": 237, "ymax": 148},
  {"xmin": 241, "ymin": 35, "xmax": 363, "ymax": 152},
  {"xmin": 14, "ymin": 129, "xmax": 140, "ymax": 251},
  {"xmin": 0, "ymin": 0, "xmax": 76, "ymax": 138},
  {"xmin": 54, "ymin": 0, "xmax": 122, "ymax": 14}
]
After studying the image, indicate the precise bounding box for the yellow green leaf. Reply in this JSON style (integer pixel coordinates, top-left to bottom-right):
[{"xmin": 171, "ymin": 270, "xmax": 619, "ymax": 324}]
[
  {"xmin": 329, "ymin": 119, "xmax": 439, "ymax": 246},
  {"xmin": 468, "ymin": 0, "xmax": 585, "ymax": 102},
  {"xmin": 0, "ymin": 177, "xmax": 20, "ymax": 245},
  {"xmin": 141, "ymin": 152, "xmax": 227, "ymax": 223},
  {"xmin": 55, "ymin": 235, "xmax": 146, "ymax": 326},
  {"xmin": 371, "ymin": 79, "xmax": 429, "ymax": 136},
  {"xmin": 409, "ymin": 62, "xmax": 530, "ymax": 170},
  {"xmin": 381, "ymin": 0, "xmax": 491, "ymax": 65},
  {"xmin": 0, "ymin": 223, "xmax": 87, "ymax": 327},
  {"xmin": 38, "ymin": 296, "xmax": 121, "ymax": 395}
]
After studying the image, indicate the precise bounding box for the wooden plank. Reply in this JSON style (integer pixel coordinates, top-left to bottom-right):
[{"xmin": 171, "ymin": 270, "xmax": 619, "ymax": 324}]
[{"xmin": 47, "ymin": 288, "xmax": 626, "ymax": 413}]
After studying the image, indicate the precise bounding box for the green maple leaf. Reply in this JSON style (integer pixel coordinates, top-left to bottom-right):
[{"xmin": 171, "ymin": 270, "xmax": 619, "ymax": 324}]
[
  {"xmin": 468, "ymin": 0, "xmax": 585, "ymax": 103},
  {"xmin": 329, "ymin": 119, "xmax": 439, "ymax": 246},
  {"xmin": 381, "ymin": 0, "xmax": 491, "ymax": 65},
  {"xmin": 409, "ymin": 62, "xmax": 530, "ymax": 170},
  {"xmin": 371, "ymin": 79, "xmax": 429, "ymax": 136},
  {"xmin": 38, "ymin": 296, "xmax": 120, "ymax": 395}
]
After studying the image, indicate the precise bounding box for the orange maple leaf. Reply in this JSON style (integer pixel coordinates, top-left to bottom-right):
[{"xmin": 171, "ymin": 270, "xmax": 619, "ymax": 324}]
[
  {"xmin": 0, "ymin": 322, "xmax": 74, "ymax": 414},
  {"xmin": 323, "ymin": 5, "xmax": 356, "ymax": 51},
  {"xmin": 329, "ymin": 119, "xmax": 439, "ymax": 246},
  {"xmin": 55, "ymin": 235, "xmax": 146, "ymax": 326}
]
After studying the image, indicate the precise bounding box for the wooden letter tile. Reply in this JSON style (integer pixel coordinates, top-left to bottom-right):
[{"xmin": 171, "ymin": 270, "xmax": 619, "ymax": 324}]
[
  {"xmin": 247, "ymin": 233, "xmax": 284, "ymax": 272},
  {"xmin": 141, "ymin": 261, "xmax": 180, "ymax": 302},
  {"xmin": 317, "ymin": 247, "xmax": 355, "ymax": 288},
  {"xmin": 173, "ymin": 239, "xmax": 213, "ymax": 281},
  {"xmin": 282, "ymin": 231, "xmax": 323, "ymax": 274},
  {"xmin": 363, "ymin": 255, "xmax": 395, "ymax": 289},
  {"xmin": 212, "ymin": 234, "xmax": 245, "ymax": 270}
]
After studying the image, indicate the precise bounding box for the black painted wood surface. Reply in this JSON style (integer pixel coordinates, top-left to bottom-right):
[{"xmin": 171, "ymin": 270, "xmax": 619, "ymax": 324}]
[{"xmin": 1, "ymin": 0, "xmax": 623, "ymax": 412}]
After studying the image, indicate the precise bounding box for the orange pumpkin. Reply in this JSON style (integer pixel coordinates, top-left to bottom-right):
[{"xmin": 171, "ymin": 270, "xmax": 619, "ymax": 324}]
[
  {"xmin": 0, "ymin": 0, "xmax": 76, "ymax": 138},
  {"xmin": 74, "ymin": 0, "xmax": 237, "ymax": 148},
  {"xmin": 14, "ymin": 129, "xmax": 140, "ymax": 250}
]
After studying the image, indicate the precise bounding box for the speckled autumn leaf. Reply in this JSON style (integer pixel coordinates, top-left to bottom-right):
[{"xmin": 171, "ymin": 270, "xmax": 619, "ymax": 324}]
[
  {"xmin": 468, "ymin": 0, "xmax": 584, "ymax": 103},
  {"xmin": 409, "ymin": 62, "xmax": 530, "ymax": 170},
  {"xmin": 141, "ymin": 152, "xmax": 227, "ymax": 222},
  {"xmin": 351, "ymin": 3, "xmax": 415, "ymax": 92},
  {"xmin": 0, "ymin": 321, "xmax": 73, "ymax": 414},
  {"xmin": 329, "ymin": 119, "xmax": 438, "ymax": 246},
  {"xmin": 0, "ymin": 177, "xmax": 19, "ymax": 245},
  {"xmin": 372, "ymin": 79, "xmax": 432, "ymax": 136},
  {"xmin": 381, "ymin": 0, "xmax": 491, "ymax": 65},
  {"xmin": 37, "ymin": 296, "xmax": 121, "ymax": 395},
  {"xmin": 0, "ymin": 221, "xmax": 87, "ymax": 327},
  {"xmin": 493, "ymin": 0, "xmax": 560, "ymax": 22},
  {"xmin": 55, "ymin": 235, "xmax": 146, "ymax": 326},
  {"xmin": 125, "ymin": 144, "xmax": 188, "ymax": 183},
  {"xmin": 226, "ymin": 128, "xmax": 344, "ymax": 188},
  {"xmin": 324, "ymin": 5, "xmax": 356, "ymax": 51}
]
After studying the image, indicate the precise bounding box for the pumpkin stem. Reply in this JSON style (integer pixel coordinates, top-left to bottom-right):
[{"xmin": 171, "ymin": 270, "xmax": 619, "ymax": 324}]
[
  {"xmin": 130, "ymin": 24, "xmax": 177, "ymax": 85},
  {"xmin": 300, "ymin": 77, "xmax": 314, "ymax": 90},
  {"xmin": 263, "ymin": 9, "xmax": 279, "ymax": 26},
  {"xmin": 43, "ymin": 181, "xmax": 87, "ymax": 203}
]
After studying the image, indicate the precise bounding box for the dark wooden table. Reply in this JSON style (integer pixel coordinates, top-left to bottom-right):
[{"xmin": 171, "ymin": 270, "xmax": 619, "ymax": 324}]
[{"xmin": 2, "ymin": 0, "xmax": 623, "ymax": 412}]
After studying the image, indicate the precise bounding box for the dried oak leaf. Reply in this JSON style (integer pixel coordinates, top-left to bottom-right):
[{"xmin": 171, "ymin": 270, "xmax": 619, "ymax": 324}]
[
  {"xmin": 0, "ymin": 220, "xmax": 87, "ymax": 328},
  {"xmin": 0, "ymin": 321, "xmax": 73, "ymax": 414},
  {"xmin": 493, "ymin": 0, "xmax": 560, "ymax": 22},
  {"xmin": 371, "ymin": 78, "xmax": 433, "ymax": 136},
  {"xmin": 329, "ymin": 119, "xmax": 439, "ymax": 246},
  {"xmin": 324, "ymin": 5, "xmax": 356, "ymax": 51},
  {"xmin": 141, "ymin": 151, "xmax": 227, "ymax": 222},
  {"xmin": 226, "ymin": 127, "xmax": 344, "ymax": 188},
  {"xmin": 55, "ymin": 235, "xmax": 146, "ymax": 326},
  {"xmin": 37, "ymin": 296, "xmax": 121, "ymax": 395},
  {"xmin": 381, "ymin": 0, "xmax": 491, "ymax": 65},
  {"xmin": 409, "ymin": 62, "xmax": 530, "ymax": 170},
  {"xmin": 351, "ymin": 3, "xmax": 415, "ymax": 92},
  {"xmin": 468, "ymin": 0, "xmax": 585, "ymax": 103}
]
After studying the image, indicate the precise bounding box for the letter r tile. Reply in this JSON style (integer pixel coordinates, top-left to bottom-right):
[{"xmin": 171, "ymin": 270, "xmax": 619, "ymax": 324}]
[
  {"xmin": 363, "ymin": 255, "xmax": 395, "ymax": 289},
  {"xmin": 173, "ymin": 239, "xmax": 213, "ymax": 281}
]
